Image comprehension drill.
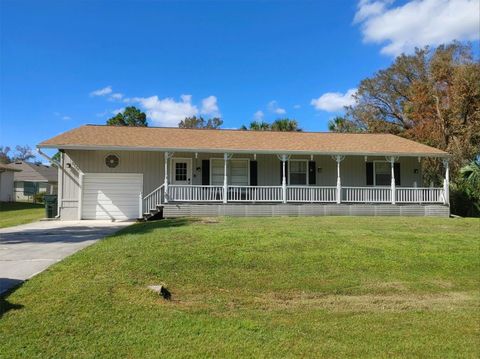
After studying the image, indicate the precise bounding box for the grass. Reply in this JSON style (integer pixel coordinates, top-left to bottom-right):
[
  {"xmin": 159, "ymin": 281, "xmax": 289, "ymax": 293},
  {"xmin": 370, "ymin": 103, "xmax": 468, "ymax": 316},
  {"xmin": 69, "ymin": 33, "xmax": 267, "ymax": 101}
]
[
  {"xmin": 1, "ymin": 216, "xmax": 479, "ymax": 358},
  {"xmin": 0, "ymin": 201, "xmax": 44, "ymax": 228}
]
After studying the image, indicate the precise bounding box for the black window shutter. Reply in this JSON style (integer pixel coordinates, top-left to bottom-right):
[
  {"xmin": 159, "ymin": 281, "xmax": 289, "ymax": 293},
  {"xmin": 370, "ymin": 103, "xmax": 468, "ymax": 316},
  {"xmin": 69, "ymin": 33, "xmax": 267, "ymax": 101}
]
[
  {"xmin": 279, "ymin": 161, "xmax": 288, "ymax": 185},
  {"xmin": 308, "ymin": 161, "xmax": 316, "ymax": 185},
  {"xmin": 201, "ymin": 160, "xmax": 210, "ymax": 185},
  {"xmin": 250, "ymin": 161, "xmax": 258, "ymax": 186},
  {"xmin": 394, "ymin": 163, "xmax": 401, "ymax": 186},
  {"xmin": 366, "ymin": 162, "xmax": 374, "ymax": 186}
]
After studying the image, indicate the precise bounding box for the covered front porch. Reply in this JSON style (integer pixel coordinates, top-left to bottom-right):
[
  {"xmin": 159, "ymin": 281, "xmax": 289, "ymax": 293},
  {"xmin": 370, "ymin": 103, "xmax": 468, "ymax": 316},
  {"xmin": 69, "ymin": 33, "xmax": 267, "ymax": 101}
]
[{"xmin": 142, "ymin": 151, "xmax": 450, "ymax": 217}]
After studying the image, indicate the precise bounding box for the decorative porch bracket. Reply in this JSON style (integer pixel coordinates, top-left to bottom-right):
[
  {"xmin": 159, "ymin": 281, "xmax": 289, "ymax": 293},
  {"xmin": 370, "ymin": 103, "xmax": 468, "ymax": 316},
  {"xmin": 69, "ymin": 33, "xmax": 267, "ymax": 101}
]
[
  {"xmin": 331, "ymin": 155, "xmax": 345, "ymax": 204},
  {"xmin": 223, "ymin": 153, "xmax": 234, "ymax": 203},
  {"xmin": 164, "ymin": 152, "xmax": 174, "ymax": 203},
  {"xmin": 277, "ymin": 154, "xmax": 291, "ymax": 203},
  {"xmin": 442, "ymin": 159, "xmax": 450, "ymax": 205},
  {"xmin": 385, "ymin": 156, "xmax": 399, "ymax": 204}
]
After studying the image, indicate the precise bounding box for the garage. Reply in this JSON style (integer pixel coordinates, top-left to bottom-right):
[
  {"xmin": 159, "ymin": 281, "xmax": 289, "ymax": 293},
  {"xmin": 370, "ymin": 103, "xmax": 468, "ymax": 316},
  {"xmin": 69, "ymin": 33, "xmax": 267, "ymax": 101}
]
[{"xmin": 82, "ymin": 173, "xmax": 143, "ymax": 220}]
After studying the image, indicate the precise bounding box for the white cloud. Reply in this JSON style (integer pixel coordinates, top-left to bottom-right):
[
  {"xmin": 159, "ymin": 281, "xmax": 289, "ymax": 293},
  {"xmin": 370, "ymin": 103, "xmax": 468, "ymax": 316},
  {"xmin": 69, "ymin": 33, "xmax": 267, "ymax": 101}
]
[
  {"xmin": 200, "ymin": 95, "xmax": 220, "ymax": 117},
  {"xmin": 268, "ymin": 100, "xmax": 286, "ymax": 115},
  {"xmin": 111, "ymin": 107, "xmax": 125, "ymax": 115},
  {"xmin": 54, "ymin": 112, "xmax": 72, "ymax": 120},
  {"xmin": 253, "ymin": 110, "xmax": 264, "ymax": 121},
  {"xmin": 355, "ymin": 0, "xmax": 480, "ymax": 56},
  {"xmin": 293, "ymin": 104, "xmax": 301, "ymax": 109},
  {"xmin": 109, "ymin": 93, "xmax": 123, "ymax": 101},
  {"xmin": 130, "ymin": 95, "xmax": 199, "ymax": 127},
  {"xmin": 90, "ymin": 86, "xmax": 113, "ymax": 97},
  {"xmin": 311, "ymin": 88, "xmax": 357, "ymax": 112}
]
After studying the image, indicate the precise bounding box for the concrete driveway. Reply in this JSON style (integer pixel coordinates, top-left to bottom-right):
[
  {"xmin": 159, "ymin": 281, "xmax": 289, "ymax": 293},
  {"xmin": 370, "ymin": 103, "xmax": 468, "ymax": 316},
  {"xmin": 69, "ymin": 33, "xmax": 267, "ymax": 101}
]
[{"xmin": 0, "ymin": 220, "xmax": 132, "ymax": 295}]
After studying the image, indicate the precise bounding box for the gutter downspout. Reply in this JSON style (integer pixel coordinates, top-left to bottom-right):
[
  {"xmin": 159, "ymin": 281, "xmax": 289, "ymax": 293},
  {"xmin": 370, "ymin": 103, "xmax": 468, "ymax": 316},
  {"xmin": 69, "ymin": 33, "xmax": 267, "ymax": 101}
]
[{"xmin": 36, "ymin": 148, "xmax": 63, "ymax": 218}]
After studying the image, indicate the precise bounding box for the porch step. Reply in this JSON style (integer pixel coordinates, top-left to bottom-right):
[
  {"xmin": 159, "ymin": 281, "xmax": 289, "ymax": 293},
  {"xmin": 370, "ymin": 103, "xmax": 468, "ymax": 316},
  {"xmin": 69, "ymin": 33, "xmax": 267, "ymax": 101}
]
[{"xmin": 142, "ymin": 205, "xmax": 164, "ymax": 221}]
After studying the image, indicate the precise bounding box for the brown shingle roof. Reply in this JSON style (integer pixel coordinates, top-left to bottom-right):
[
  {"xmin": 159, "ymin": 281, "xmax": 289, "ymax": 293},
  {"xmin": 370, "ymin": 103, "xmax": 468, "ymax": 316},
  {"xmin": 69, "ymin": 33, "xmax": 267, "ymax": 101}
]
[
  {"xmin": 38, "ymin": 125, "xmax": 448, "ymax": 157},
  {"xmin": 0, "ymin": 163, "xmax": 21, "ymax": 172},
  {"xmin": 9, "ymin": 161, "xmax": 58, "ymax": 182}
]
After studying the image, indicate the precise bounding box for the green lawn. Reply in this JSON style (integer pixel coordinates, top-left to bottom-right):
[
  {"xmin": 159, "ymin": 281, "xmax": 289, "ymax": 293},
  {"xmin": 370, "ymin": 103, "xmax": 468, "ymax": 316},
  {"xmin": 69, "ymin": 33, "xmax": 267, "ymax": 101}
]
[
  {"xmin": 1, "ymin": 217, "xmax": 479, "ymax": 358},
  {"xmin": 0, "ymin": 202, "xmax": 44, "ymax": 228}
]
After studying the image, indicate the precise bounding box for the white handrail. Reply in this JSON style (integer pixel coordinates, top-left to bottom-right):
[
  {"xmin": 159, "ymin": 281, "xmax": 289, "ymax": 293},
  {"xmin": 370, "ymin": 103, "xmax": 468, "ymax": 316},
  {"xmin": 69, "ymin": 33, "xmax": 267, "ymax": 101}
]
[
  {"xmin": 227, "ymin": 185, "xmax": 283, "ymax": 202},
  {"xmin": 396, "ymin": 187, "xmax": 444, "ymax": 203},
  {"xmin": 144, "ymin": 184, "xmax": 445, "ymax": 207},
  {"xmin": 143, "ymin": 184, "xmax": 164, "ymax": 214},
  {"xmin": 287, "ymin": 186, "xmax": 337, "ymax": 203},
  {"xmin": 342, "ymin": 186, "xmax": 392, "ymax": 203},
  {"xmin": 168, "ymin": 185, "xmax": 224, "ymax": 202}
]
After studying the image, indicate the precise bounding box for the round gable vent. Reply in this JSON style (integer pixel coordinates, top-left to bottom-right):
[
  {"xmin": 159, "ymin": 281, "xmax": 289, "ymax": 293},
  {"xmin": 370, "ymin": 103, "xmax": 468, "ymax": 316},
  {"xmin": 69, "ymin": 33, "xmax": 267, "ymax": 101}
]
[{"xmin": 105, "ymin": 154, "xmax": 119, "ymax": 168}]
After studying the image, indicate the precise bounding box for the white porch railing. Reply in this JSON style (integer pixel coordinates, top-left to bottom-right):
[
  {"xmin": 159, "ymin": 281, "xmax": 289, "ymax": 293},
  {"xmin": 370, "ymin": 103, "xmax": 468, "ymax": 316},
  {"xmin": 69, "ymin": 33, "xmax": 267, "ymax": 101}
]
[
  {"xmin": 227, "ymin": 186, "xmax": 283, "ymax": 202},
  {"xmin": 145, "ymin": 184, "xmax": 446, "ymax": 208},
  {"xmin": 143, "ymin": 184, "xmax": 164, "ymax": 214},
  {"xmin": 168, "ymin": 185, "xmax": 224, "ymax": 202},
  {"xmin": 396, "ymin": 187, "xmax": 445, "ymax": 203},
  {"xmin": 342, "ymin": 186, "xmax": 392, "ymax": 203},
  {"xmin": 287, "ymin": 186, "xmax": 337, "ymax": 203}
]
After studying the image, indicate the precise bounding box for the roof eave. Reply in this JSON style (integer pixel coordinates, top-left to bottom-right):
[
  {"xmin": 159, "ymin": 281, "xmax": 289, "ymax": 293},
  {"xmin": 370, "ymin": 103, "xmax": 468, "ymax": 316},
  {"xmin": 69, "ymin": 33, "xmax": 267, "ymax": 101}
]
[{"xmin": 37, "ymin": 144, "xmax": 450, "ymax": 158}]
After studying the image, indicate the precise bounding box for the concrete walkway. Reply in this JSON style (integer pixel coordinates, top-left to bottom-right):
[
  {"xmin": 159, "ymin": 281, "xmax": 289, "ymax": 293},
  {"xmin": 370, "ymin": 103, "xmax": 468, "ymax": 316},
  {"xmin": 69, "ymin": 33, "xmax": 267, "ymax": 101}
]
[{"xmin": 0, "ymin": 220, "xmax": 132, "ymax": 295}]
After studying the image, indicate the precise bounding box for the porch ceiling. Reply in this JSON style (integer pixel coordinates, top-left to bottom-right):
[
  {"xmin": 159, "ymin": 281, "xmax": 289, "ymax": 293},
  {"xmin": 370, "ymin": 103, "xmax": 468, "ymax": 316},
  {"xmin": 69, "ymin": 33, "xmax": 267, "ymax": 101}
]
[{"xmin": 38, "ymin": 125, "xmax": 449, "ymax": 158}]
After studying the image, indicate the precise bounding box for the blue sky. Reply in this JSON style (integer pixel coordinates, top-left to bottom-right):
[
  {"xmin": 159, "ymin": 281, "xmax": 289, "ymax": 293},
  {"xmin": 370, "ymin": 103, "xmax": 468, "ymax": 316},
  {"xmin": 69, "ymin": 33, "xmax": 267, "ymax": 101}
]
[{"xmin": 1, "ymin": 0, "xmax": 479, "ymax": 158}]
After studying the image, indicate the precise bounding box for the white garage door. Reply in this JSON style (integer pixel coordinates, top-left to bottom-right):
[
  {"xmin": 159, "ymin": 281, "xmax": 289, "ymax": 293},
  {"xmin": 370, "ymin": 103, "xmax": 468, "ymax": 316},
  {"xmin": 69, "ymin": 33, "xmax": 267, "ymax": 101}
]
[{"xmin": 82, "ymin": 173, "xmax": 143, "ymax": 220}]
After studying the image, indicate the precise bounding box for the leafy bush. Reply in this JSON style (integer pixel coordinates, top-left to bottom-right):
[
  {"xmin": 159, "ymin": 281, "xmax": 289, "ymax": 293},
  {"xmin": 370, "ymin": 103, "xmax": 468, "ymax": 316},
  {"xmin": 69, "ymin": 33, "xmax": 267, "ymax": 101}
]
[
  {"xmin": 33, "ymin": 192, "xmax": 45, "ymax": 204},
  {"xmin": 450, "ymin": 161, "xmax": 480, "ymax": 217}
]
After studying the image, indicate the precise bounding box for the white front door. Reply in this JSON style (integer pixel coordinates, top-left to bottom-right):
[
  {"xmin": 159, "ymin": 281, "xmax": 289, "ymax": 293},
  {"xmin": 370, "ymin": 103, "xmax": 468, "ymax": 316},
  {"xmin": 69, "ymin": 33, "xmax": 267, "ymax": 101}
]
[{"xmin": 171, "ymin": 158, "xmax": 192, "ymax": 185}]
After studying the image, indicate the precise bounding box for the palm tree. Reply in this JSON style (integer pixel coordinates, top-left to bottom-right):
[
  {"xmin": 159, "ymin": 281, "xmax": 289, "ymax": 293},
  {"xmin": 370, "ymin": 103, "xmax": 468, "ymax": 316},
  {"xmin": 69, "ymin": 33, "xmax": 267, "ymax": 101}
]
[
  {"xmin": 460, "ymin": 160, "xmax": 480, "ymax": 198},
  {"xmin": 241, "ymin": 121, "xmax": 271, "ymax": 131},
  {"xmin": 270, "ymin": 118, "xmax": 301, "ymax": 132},
  {"xmin": 328, "ymin": 116, "xmax": 360, "ymax": 133}
]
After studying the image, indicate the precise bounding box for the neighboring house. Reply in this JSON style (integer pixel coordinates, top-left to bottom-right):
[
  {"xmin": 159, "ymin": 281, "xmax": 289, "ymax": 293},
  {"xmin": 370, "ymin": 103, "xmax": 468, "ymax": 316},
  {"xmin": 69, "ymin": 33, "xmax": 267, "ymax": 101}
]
[
  {"xmin": 0, "ymin": 163, "xmax": 20, "ymax": 202},
  {"xmin": 9, "ymin": 161, "xmax": 58, "ymax": 202},
  {"xmin": 37, "ymin": 125, "xmax": 450, "ymax": 221}
]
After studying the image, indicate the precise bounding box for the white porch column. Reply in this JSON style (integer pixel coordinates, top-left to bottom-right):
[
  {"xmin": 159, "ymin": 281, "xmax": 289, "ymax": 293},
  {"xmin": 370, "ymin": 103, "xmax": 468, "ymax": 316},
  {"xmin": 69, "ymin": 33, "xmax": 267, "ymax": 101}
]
[
  {"xmin": 443, "ymin": 159, "xmax": 450, "ymax": 205},
  {"xmin": 333, "ymin": 155, "xmax": 345, "ymax": 204},
  {"xmin": 387, "ymin": 156, "xmax": 398, "ymax": 204},
  {"xmin": 276, "ymin": 154, "xmax": 290, "ymax": 203},
  {"xmin": 282, "ymin": 155, "xmax": 287, "ymax": 203},
  {"xmin": 164, "ymin": 152, "xmax": 173, "ymax": 203},
  {"xmin": 223, "ymin": 153, "xmax": 232, "ymax": 203}
]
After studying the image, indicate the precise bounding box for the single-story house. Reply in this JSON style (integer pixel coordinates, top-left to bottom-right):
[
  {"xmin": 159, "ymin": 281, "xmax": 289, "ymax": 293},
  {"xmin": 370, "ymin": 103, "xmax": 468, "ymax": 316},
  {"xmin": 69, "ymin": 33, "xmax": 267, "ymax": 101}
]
[
  {"xmin": 0, "ymin": 163, "xmax": 20, "ymax": 202},
  {"xmin": 9, "ymin": 161, "xmax": 58, "ymax": 201},
  {"xmin": 37, "ymin": 125, "xmax": 450, "ymax": 220}
]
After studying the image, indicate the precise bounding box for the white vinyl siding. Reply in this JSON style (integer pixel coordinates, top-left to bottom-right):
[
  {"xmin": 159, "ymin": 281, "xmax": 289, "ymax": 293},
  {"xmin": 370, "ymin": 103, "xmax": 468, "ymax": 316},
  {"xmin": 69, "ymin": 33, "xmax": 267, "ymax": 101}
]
[{"xmin": 82, "ymin": 173, "xmax": 142, "ymax": 220}]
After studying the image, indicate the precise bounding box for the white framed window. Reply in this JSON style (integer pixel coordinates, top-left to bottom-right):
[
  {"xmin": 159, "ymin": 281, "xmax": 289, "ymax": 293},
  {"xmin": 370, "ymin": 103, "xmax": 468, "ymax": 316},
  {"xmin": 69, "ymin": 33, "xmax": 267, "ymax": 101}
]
[
  {"xmin": 288, "ymin": 159, "xmax": 308, "ymax": 185},
  {"xmin": 210, "ymin": 158, "xmax": 250, "ymax": 186},
  {"xmin": 374, "ymin": 161, "xmax": 390, "ymax": 186}
]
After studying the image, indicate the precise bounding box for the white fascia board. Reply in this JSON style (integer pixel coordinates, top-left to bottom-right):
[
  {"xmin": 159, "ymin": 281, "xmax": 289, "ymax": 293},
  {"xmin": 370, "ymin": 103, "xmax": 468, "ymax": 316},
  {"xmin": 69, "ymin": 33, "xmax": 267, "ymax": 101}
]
[{"xmin": 36, "ymin": 144, "xmax": 450, "ymax": 158}]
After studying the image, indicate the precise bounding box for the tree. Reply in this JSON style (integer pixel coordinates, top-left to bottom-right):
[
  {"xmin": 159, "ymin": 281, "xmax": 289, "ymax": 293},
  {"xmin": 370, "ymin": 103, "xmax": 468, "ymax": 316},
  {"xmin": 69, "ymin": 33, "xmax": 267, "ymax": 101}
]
[
  {"xmin": 460, "ymin": 160, "xmax": 480, "ymax": 200},
  {"xmin": 328, "ymin": 116, "xmax": 360, "ymax": 133},
  {"xmin": 271, "ymin": 118, "xmax": 302, "ymax": 132},
  {"xmin": 345, "ymin": 42, "xmax": 480, "ymax": 183},
  {"xmin": 178, "ymin": 116, "xmax": 223, "ymax": 129},
  {"xmin": 106, "ymin": 106, "xmax": 148, "ymax": 127},
  {"xmin": 0, "ymin": 146, "xmax": 11, "ymax": 163},
  {"xmin": 13, "ymin": 145, "xmax": 36, "ymax": 162},
  {"xmin": 241, "ymin": 118, "xmax": 301, "ymax": 132},
  {"xmin": 241, "ymin": 121, "xmax": 271, "ymax": 131}
]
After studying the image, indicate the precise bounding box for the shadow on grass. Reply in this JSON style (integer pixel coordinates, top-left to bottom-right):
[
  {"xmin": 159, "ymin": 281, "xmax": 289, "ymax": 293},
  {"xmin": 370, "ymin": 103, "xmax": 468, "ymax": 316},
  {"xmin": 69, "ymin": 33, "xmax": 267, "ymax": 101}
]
[
  {"xmin": 0, "ymin": 279, "xmax": 24, "ymax": 319},
  {"xmin": 116, "ymin": 218, "xmax": 197, "ymax": 236}
]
